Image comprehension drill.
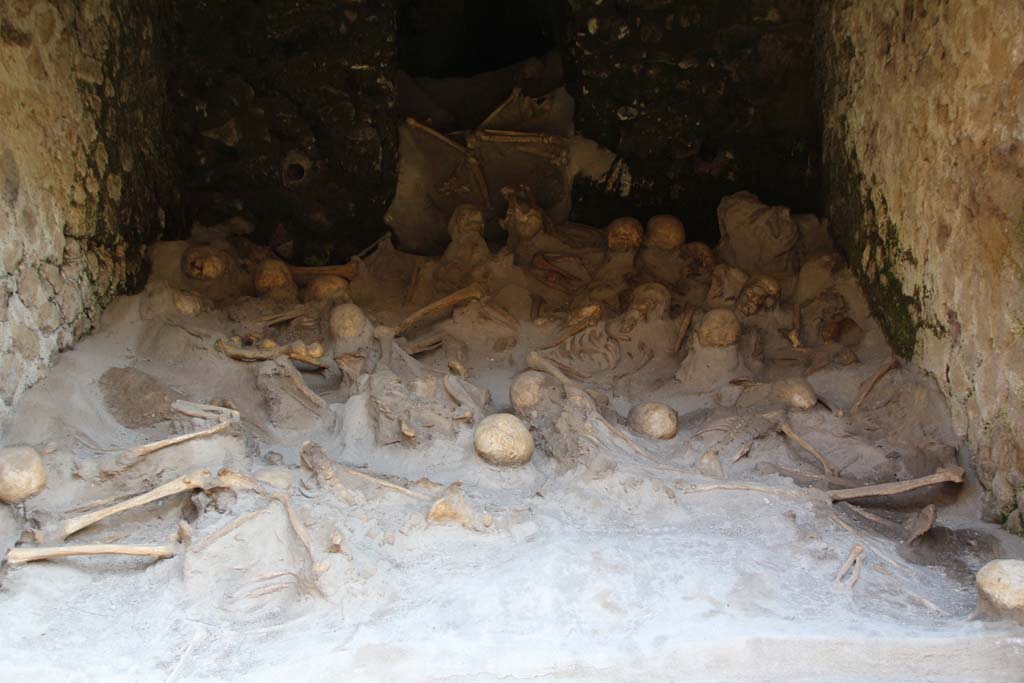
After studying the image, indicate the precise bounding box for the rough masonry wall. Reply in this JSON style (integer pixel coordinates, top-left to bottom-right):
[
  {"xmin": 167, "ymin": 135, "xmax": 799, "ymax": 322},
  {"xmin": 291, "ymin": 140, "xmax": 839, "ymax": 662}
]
[
  {"xmin": 0, "ymin": 0, "xmax": 178, "ymax": 426},
  {"xmin": 174, "ymin": 0, "xmax": 399, "ymax": 265},
  {"xmin": 819, "ymin": 0, "xmax": 1024, "ymax": 526},
  {"xmin": 566, "ymin": 0, "xmax": 820, "ymax": 242}
]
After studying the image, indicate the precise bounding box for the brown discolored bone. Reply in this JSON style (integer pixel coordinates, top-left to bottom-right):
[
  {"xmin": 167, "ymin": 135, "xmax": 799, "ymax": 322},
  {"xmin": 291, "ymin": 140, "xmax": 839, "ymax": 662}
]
[
  {"xmin": 645, "ymin": 215, "xmax": 685, "ymax": 250},
  {"xmin": 302, "ymin": 275, "xmax": 350, "ymax": 303},
  {"xmin": 287, "ymin": 262, "xmax": 360, "ymax": 282},
  {"xmin": 672, "ymin": 308, "xmax": 696, "ymax": 353},
  {"xmin": 828, "ymin": 466, "xmax": 965, "ymax": 503},
  {"xmin": 217, "ymin": 337, "xmax": 330, "ymax": 369},
  {"xmin": 606, "ymin": 217, "xmax": 644, "ymax": 253},
  {"xmin": 396, "ymin": 284, "xmax": 484, "ymax": 336},
  {"xmin": 678, "ymin": 242, "xmax": 716, "ymax": 280},
  {"xmin": 181, "ymin": 245, "xmax": 228, "ymax": 281},
  {"xmin": 736, "ymin": 276, "xmax": 781, "ymax": 316},
  {"xmin": 254, "ymin": 259, "xmax": 298, "ymax": 299}
]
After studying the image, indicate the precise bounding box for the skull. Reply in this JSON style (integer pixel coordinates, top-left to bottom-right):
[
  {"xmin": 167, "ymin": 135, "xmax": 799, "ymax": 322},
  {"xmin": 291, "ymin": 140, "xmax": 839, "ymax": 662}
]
[
  {"xmin": 606, "ymin": 217, "xmax": 644, "ymax": 253},
  {"xmin": 628, "ymin": 402, "xmax": 678, "ymax": 439},
  {"xmin": 254, "ymin": 259, "xmax": 297, "ymax": 299},
  {"xmin": 448, "ymin": 204, "xmax": 486, "ymax": 240},
  {"xmin": 736, "ymin": 276, "xmax": 781, "ymax": 316},
  {"xmin": 644, "ymin": 215, "xmax": 685, "ymax": 250},
  {"xmin": 181, "ymin": 245, "xmax": 228, "ymax": 280},
  {"xmin": 303, "ymin": 276, "xmax": 350, "ymax": 303},
  {"xmin": 500, "ymin": 185, "xmax": 545, "ymax": 241},
  {"xmin": 473, "ymin": 413, "xmax": 535, "ymax": 467},
  {"xmin": 678, "ymin": 242, "xmax": 716, "ymax": 280},
  {"xmin": 697, "ymin": 308, "xmax": 742, "ymax": 347}
]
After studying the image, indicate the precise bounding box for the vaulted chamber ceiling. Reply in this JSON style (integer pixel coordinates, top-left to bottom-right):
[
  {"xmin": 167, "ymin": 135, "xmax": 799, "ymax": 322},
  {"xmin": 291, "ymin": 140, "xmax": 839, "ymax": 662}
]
[{"xmin": 1, "ymin": 1, "xmax": 1023, "ymax": 680}]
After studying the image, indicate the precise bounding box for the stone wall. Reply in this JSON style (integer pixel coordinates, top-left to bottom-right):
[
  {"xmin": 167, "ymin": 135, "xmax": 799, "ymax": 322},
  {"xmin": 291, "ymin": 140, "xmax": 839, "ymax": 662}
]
[
  {"xmin": 565, "ymin": 0, "xmax": 820, "ymax": 242},
  {"xmin": 174, "ymin": 0, "xmax": 399, "ymax": 264},
  {"xmin": 818, "ymin": 0, "xmax": 1024, "ymax": 526},
  {"xmin": 0, "ymin": 0, "xmax": 179, "ymax": 427}
]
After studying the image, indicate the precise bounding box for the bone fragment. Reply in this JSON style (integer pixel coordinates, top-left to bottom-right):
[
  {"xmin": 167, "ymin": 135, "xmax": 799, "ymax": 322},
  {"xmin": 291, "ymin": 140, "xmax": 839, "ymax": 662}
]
[
  {"xmin": 828, "ymin": 467, "xmax": 965, "ymax": 503},
  {"xmin": 779, "ymin": 421, "xmax": 836, "ymax": 476},
  {"xmin": 673, "ymin": 308, "xmax": 696, "ymax": 353},
  {"xmin": 5, "ymin": 544, "xmax": 177, "ymax": 565},
  {"xmin": 850, "ymin": 357, "xmax": 900, "ymax": 413},
  {"xmin": 833, "ymin": 544, "xmax": 865, "ymax": 589},
  {"xmin": 97, "ymin": 402, "xmax": 239, "ymax": 478},
  {"xmin": 396, "ymin": 285, "xmax": 484, "ymax": 336}
]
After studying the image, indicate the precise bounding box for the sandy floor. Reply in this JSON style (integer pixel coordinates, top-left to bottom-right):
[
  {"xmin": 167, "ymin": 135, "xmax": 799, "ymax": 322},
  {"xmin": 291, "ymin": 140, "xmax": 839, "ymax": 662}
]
[{"xmin": 1, "ymin": 235, "xmax": 1023, "ymax": 682}]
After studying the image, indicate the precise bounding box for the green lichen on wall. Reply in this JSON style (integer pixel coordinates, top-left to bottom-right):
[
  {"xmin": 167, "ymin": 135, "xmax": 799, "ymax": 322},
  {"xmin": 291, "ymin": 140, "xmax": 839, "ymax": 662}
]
[{"xmin": 821, "ymin": 138, "xmax": 922, "ymax": 358}]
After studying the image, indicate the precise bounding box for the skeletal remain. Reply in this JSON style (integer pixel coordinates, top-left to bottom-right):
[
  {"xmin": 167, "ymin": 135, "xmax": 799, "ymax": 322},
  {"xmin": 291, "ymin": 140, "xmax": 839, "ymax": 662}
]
[
  {"xmin": 695, "ymin": 411, "xmax": 783, "ymax": 470},
  {"xmin": 975, "ymin": 560, "xmax": 1024, "ymax": 624},
  {"xmin": 267, "ymin": 493, "xmax": 326, "ymax": 598},
  {"xmin": 5, "ymin": 544, "xmax": 177, "ymax": 565},
  {"xmin": 0, "ymin": 446, "xmax": 46, "ymax": 504},
  {"xmin": 779, "ymin": 421, "xmax": 836, "ymax": 476},
  {"xmin": 698, "ymin": 308, "xmax": 742, "ymax": 347},
  {"xmin": 367, "ymin": 340, "xmax": 486, "ymax": 447},
  {"xmin": 676, "ymin": 309, "xmax": 746, "ymax": 392},
  {"xmin": 819, "ymin": 317, "xmax": 863, "ymax": 346},
  {"xmin": 37, "ymin": 468, "xmax": 261, "ymax": 545},
  {"xmin": 526, "ymin": 351, "xmax": 659, "ymax": 469},
  {"xmin": 794, "ymin": 252, "xmax": 845, "ymax": 305},
  {"xmin": 436, "ymin": 204, "xmax": 492, "ymax": 294},
  {"xmin": 396, "ymin": 284, "xmax": 484, "ymax": 337},
  {"xmin": 715, "ymin": 191, "xmax": 800, "ymax": 274},
  {"xmin": 606, "ymin": 217, "xmax": 644, "ymax": 253},
  {"xmin": 609, "ymin": 282, "xmax": 673, "ymax": 337},
  {"xmin": 427, "ymin": 483, "xmax": 484, "ymax": 530},
  {"xmin": 903, "ymin": 504, "xmax": 937, "ymax": 544},
  {"xmin": 543, "ymin": 303, "xmax": 604, "ymax": 349},
  {"xmin": 288, "ymin": 262, "xmax": 359, "ymax": 281},
  {"xmin": 628, "ymin": 403, "xmax": 678, "ymax": 440},
  {"xmin": 828, "ymin": 466, "xmax": 965, "ymax": 503},
  {"xmin": 665, "ymin": 310, "xmax": 694, "ymax": 356},
  {"xmin": 638, "ymin": 215, "xmax": 686, "ymax": 284},
  {"xmin": 833, "ymin": 544, "xmax": 865, "ymax": 590},
  {"xmin": 697, "ymin": 450, "xmax": 725, "ymax": 478},
  {"xmin": 500, "ymin": 185, "xmax": 549, "ymax": 263},
  {"xmin": 217, "ymin": 337, "xmax": 329, "ymax": 369},
  {"xmin": 509, "ymin": 370, "xmax": 565, "ymax": 426},
  {"xmin": 474, "ymin": 413, "xmax": 535, "ymax": 467},
  {"xmin": 706, "ymin": 264, "xmax": 749, "ymax": 308},
  {"xmin": 93, "ymin": 401, "xmax": 239, "ymax": 478},
  {"xmin": 849, "ymin": 357, "xmax": 900, "ymax": 413},
  {"xmin": 574, "ymin": 218, "xmax": 643, "ymax": 310},
  {"xmin": 798, "ymin": 289, "xmax": 849, "ymax": 347},
  {"xmin": 772, "ymin": 378, "xmax": 818, "ymax": 410},
  {"xmin": 302, "ymin": 275, "xmax": 350, "ymax": 303},
  {"xmin": 679, "ymin": 242, "xmax": 716, "ymax": 281},
  {"xmin": 254, "ymin": 259, "xmax": 299, "ymax": 300},
  {"xmin": 181, "ymin": 245, "xmax": 228, "ymax": 281},
  {"xmin": 755, "ymin": 462, "xmax": 859, "ymax": 488},
  {"xmin": 736, "ymin": 276, "xmax": 781, "ymax": 316},
  {"xmin": 173, "ymin": 290, "xmax": 204, "ymax": 316}
]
